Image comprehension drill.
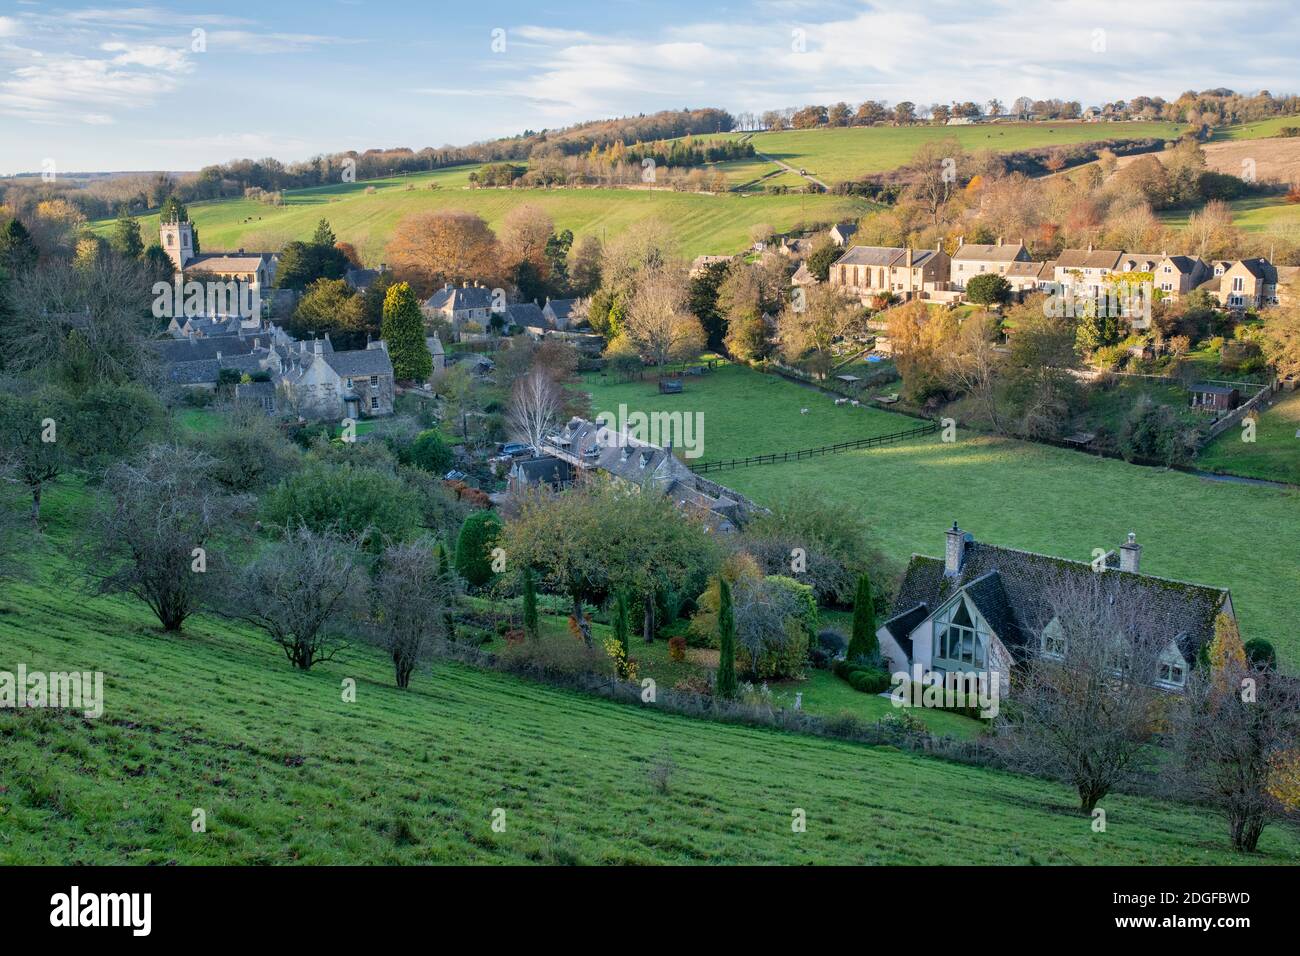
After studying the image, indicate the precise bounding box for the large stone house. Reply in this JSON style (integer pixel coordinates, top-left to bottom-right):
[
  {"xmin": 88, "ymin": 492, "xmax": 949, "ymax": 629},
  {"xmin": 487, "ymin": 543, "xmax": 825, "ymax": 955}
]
[
  {"xmin": 876, "ymin": 523, "xmax": 1234, "ymax": 698},
  {"xmin": 278, "ymin": 338, "xmax": 395, "ymax": 420},
  {"xmin": 949, "ymin": 239, "xmax": 1030, "ymax": 291},
  {"xmin": 422, "ymin": 281, "xmax": 498, "ymax": 333},
  {"xmin": 1209, "ymin": 258, "xmax": 1300, "ymax": 311},
  {"xmin": 1052, "ymin": 246, "xmax": 1124, "ymax": 295},
  {"xmin": 829, "ymin": 245, "xmax": 950, "ymax": 301},
  {"xmin": 151, "ymin": 330, "xmax": 278, "ymax": 390}
]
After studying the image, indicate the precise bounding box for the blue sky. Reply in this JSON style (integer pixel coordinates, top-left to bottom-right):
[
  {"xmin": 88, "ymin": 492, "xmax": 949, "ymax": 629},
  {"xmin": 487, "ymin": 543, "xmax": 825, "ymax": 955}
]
[{"xmin": 0, "ymin": 0, "xmax": 1297, "ymax": 174}]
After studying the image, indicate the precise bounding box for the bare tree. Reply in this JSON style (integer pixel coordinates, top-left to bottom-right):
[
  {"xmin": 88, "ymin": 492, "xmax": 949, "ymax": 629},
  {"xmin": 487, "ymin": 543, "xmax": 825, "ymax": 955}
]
[
  {"xmin": 943, "ymin": 311, "xmax": 1006, "ymax": 433},
  {"xmin": 1170, "ymin": 662, "xmax": 1300, "ymax": 852},
  {"xmin": 0, "ymin": 387, "xmax": 70, "ymax": 525},
  {"xmin": 507, "ymin": 368, "xmax": 562, "ymax": 455},
  {"xmin": 621, "ymin": 264, "xmax": 705, "ymax": 370},
  {"xmin": 79, "ymin": 444, "xmax": 251, "ymax": 631},
  {"xmin": 231, "ymin": 523, "xmax": 369, "ymax": 670},
  {"xmin": 369, "ymin": 537, "xmax": 461, "ymax": 688},
  {"xmin": 996, "ymin": 573, "xmax": 1167, "ymax": 812}
]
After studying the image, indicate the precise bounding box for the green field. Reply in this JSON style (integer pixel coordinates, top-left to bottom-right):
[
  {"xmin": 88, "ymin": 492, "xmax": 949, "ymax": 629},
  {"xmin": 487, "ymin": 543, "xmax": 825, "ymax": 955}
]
[
  {"xmin": 1159, "ymin": 194, "xmax": 1300, "ymax": 236},
  {"xmin": 1214, "ymin": 116, "xmax": 1300, "ymax": 140},
  {"xmin": 738, "ymin": 121, "xmax": 1186, "ymax": 185},
  {"xmin": 584, "ymin": 363, "xmax": 1300, "ymax": 669},
  {"xmin": 92, "ymin": 166, "xmax": 872, "ymax": 264},
  {"xmin": 1199, "ymin": 389, "xmax": 1300, "ymax": 484},
  {"xmin": 3, "ymin": 481, "xmax": 1295, "ymax": 864}
]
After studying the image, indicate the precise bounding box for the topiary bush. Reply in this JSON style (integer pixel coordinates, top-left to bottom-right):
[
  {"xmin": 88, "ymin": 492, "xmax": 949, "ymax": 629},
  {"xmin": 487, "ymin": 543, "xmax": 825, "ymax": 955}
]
[{"xmin": 454, "ymin": 510, "xmax": 502, "ymax": 587}]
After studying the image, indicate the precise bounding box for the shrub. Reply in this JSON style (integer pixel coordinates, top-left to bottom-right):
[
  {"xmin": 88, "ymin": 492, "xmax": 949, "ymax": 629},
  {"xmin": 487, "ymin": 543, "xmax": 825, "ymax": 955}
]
[
  {"xmin": 847, "ymin": 667, "xmax": 892, "ymax": 694},
  {"xmin": 409, "ymin": 429, "xmax": 454, "ymax": 474},
  {"xmin": 1243, "ymin": 638, "xmax": 1277, "ymax": 669},
  {"xmin": 667, "ymin": 635, "xmax": 687, "ymax": 662},
  {"xmin": 817, "ymin": 629, "xmax": 847, "ymax": 658},
  {"xmin": 454, "ymin": 510, "xmax": 502, "ymax": 587},
  {"xmin": 262, "ymin": 462, "xmax": 421, "ymax": 551}
]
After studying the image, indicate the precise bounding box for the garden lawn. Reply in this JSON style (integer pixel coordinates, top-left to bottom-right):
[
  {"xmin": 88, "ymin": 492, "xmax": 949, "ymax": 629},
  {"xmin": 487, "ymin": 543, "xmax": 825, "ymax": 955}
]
[
  {"xmin": 2, "ymin": 482, "xmax": 1295, "ymax": 865},
  {"xmin": 586, "ymin": 363, "xmax": 1300, "ymax": 669},
  {"xmin": 583, "ymin": 363, "xmax": 918, "ymax": 465},
  {"xmin": 1198, "ymin": 388, "xmax": 1300, "ymax": 484},
  {"xmin": 91, "ymin": 166, "xmax": 872, "ymax": 265}
]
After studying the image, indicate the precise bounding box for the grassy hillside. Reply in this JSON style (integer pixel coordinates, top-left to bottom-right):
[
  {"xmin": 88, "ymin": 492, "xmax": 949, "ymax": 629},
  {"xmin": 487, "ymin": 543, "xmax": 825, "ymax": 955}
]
[
  {"xmin": 1198, "ymin": 389, "xmax": 1300, "ymax": 484},
  {"xmin": 584, "ymin": 364, "xmax": 1300, "ymax": 668},
  {"xmin": 2, "ymin": 482, "xmax": 1295, "ymax": 864},
  {"xmin": 738, "ymin": 121, "xmax": 1186, "ymax": 185},
  {"xmin": 1215, "ymin": 115, "xmax": 1300, "ymax": 140},
  {"xmin": 91, "ymin": 166, "xmax": 873, "ymax": 265},
  {"xmin": 1159, "ymin": 194, "xmax": 1300, "ymax": 236}
]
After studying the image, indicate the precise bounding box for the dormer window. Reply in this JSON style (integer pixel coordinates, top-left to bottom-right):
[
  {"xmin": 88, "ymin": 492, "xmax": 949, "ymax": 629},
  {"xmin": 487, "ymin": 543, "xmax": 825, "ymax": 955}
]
[
  {"xmin": 1156, "ymin": 660, "xmax": 1186, "ymax": 688},
  {"xmin": 1041, "ymin": 619, "xmax": 1067, "ymax": 659}
]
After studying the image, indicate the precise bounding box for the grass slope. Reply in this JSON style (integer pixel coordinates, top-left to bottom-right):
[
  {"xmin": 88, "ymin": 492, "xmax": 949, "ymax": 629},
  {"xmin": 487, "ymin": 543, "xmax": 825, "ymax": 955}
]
[
  {"xmin": 92, "ymin": 166, "xmax": 872, "ymax": 265},
  {"xmin": 739, "ymin": 122, "xmax": 1186, "ymax": 185},
  {"xmin": 585, "ymin": 364, "xmax": 1300, "ymax": 668},
  {"xmin": 1159, "ymin": 194, "xmax": 1300, "ymax": 236},
  {"xmin": 2, "ymin": 483, "xmax": 1294, "ymax": 864},
  {"xmin": 1198, "ymin": 389, "xmax": 1300, "ymax": 484}
]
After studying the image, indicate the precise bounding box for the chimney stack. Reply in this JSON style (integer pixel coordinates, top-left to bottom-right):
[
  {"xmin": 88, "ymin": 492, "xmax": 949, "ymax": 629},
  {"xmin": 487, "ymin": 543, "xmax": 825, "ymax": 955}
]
[
  {"xmin": 905, "ymin": 247, "xmax": 913, "ymax": 268},
  {"xmin": 1120, "ymin": 532, "xmax": 1141, "ymax": 573},
  {"xmin": 958, "ymin": 236, "xmax": 965, "ymax": 248},
  {"xmin": 944, "ymin": 521, "xmax": 968, "ymax": 576},
  {"xmin": 996, "ymin": 235, "xmax": 1003, "ymax": 246}
]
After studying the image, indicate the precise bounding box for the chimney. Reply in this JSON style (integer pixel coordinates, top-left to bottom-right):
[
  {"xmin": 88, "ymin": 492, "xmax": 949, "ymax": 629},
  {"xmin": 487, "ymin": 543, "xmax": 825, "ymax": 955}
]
[
  {"xmin": 905, "ymin": 247, "xmax": 913, "ymax": 268},
  {"xmin": 996, "ymin": 235, "xmax": 1003, "ymax": 246},
  {"xmin": 958, "ymin": 236, "xmax": 965, "ymax": 248},
  {"xmin": 1087, "ymin": 242, "xmax": 1094, "ymax": 253},
  {"xmin": 1120, "ymin": 532, "xmax": 1141, "ymax": 573},
  {"xmin": 944, "ymin": 521, "xmax": 969, "ymax": 576}
]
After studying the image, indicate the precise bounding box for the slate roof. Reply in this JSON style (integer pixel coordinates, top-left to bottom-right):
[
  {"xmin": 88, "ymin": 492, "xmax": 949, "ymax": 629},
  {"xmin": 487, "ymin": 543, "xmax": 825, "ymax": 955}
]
[
  {"xmin": 184, "ymin": 252, "xmax": 272, "ymax": 274},
  {"xmin": 1004, "ymin": 260, "xmax": 1052, "ymax": 279},
  {"xmin": 888, "ymin": 534, "xmax": 1232, "ymax": 665},
  {"xmin": 424, "ymin": 284, "xmax": 495, "ymax": 312},
  {"xmin": 835, "ymin": 245, "xmax": 906, "ymax": 267},
  {"xmin": 510, "ymin": 457, "xmax": 572, "ymax": 486},
  {"xmin": 505, "ymin": 302, "xmax": 545, "ymax": 328},
  {"xmin": 165, "ymin": 359, "xmax": 220, "ymax": 385},
  {"xmin": 1055, "ymin": 248, "xmax": 1123, "ymax": 270},
  {"xmin": 1189, "ymin": 382, "xmax": 1237, "ymax": 395},
  {"xmin": 326, "ymin": 347, "xmax": 393, "ymax": 378},
  {"xmin": 152, "ymin": 334, "xmax": 265, "ymax": 364},
  {"xmin": 1161, "ymin": 255, "xmax": 1204, "ymax": 275},
  {"xmin": 952, "ymin": 242, "xmax": 1027, "ymax": 263},
  {"xmin": 545, "ymin": 298, "xmax": 578, "ymax": 324},
  {"xmin": 344, "ymin": 267, "xmax": 382, "ymax": 291}
]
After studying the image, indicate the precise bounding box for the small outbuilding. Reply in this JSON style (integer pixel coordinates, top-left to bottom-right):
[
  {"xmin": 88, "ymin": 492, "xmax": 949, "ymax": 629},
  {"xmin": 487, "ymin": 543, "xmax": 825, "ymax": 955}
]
[{"xmin": 1188, "ymin": 383, "xmax": 1241, "ymax": 413}]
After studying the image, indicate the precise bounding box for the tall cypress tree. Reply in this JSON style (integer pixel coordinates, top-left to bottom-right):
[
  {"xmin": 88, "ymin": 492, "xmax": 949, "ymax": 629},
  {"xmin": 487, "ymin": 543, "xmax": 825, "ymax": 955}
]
[
  {"xmin": 381, "ymin": 281, "xmax": 433, "ymax": 381},
  {"xmin": 716, "ymin": 577, "xmax": 737, "ymax": 700},
  {"xmin": 846, "ymin": 572, "xmax": 878, "ymax": 663},
  {"xmin": 109, "ymin": 207, "xmax": 144, "ymax": 260},
  {"xmin": 522, "ymin": 566, "xmax": 539, "ymax": 640}
]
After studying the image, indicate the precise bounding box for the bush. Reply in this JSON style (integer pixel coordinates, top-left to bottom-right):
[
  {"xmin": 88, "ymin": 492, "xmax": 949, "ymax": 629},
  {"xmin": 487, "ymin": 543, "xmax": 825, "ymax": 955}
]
[
  {"xmin": 817, "ymin": 629, "xmax": 847, "ymax": 658},
  {"xmin": 409, "ymin": 429, "xmax": 454, "ymax": 474},
  {"xmin": 847, "ymin": 667, "xmax": 892, "ymax": 694},
  {"xmin": 262, "ymin": 462, "xmax": 421, "ymax": 551},
  {"xmin": 965, "ymin": 273, "xmax": 1011, "ymax": 306},
  {"xmin": 1243, "ymin": 638, "xmax": 1277, "ymax": 669},
  {"xmin": 667, "ymin": 635, "xmax": 687, "ymax": 662}
]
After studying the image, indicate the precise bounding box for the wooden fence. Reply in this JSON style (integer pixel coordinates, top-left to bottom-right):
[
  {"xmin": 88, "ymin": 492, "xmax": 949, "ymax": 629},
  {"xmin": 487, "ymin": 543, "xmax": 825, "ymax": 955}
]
[{"xmin": 689, "ymin": 421, "xmax": 939, "ymax": 474}]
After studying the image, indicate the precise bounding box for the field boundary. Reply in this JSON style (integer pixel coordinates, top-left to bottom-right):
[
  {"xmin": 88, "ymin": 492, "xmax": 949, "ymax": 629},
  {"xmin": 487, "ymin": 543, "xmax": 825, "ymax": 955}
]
[{"xmin": 690, "ymin": 421, "xmax": 938, "ymax": 473}]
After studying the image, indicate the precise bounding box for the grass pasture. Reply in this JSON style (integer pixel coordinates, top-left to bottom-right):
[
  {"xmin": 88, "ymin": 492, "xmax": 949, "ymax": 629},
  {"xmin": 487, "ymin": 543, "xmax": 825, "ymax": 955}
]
[
  {"xmin": 585, "ymin": 363, "xmax": 1300, "ymax": 669},
  {"xmin": 92, "ymin": 166, "xmax": 873, "ymax": 264},
  {"xmin": 2, "ymin": 482, "xmax": 1296, "ymax": 865},
  {"xmin": 739, "ymin": 121, "xmax": 1186, "ymax": 185},
  {"xmin": 1198, "ymin": 388, "xmax": 1300, "ymax": 484}
]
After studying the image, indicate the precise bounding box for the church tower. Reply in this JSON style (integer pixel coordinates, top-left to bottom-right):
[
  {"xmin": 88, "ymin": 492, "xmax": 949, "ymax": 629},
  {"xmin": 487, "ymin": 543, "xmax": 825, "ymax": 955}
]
[{"xmin": 159, "ymin": 218, "xmax": 194, "ymax": 272}]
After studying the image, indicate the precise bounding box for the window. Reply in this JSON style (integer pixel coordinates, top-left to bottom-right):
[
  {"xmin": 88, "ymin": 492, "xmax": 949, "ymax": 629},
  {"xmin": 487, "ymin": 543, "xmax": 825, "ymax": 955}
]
[
  {"xmin": 345, "ymin": 377, "xmax": 353, "ymax": 389},
  {"xmin": 933, "ymin": 598, "xmax": 988, "ymax": 667},
  {"xmin": 1232, "ymin": 276, "xmax": 1244, "ymax": 291},
  {"xmin": 369, "ymin": 395, "xmax": 379, "ymax": 410},
  {"xmin": 369, "ymin": 375, "xmax": 379, "ymax": 387},
  {"xmin": 1157, "ymin": 659, "xmax": 1186, "ymax": 688},
  {"xmin": 1041, "ymin": 620, "xmax": 1067, "ymax": 659}
]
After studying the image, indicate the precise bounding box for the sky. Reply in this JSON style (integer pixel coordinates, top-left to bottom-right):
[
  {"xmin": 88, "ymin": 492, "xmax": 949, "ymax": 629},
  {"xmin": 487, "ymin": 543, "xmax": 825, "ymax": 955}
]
[{"xmin": 0, "ymin": 0, "xmax": 1297, "ymax": 174}]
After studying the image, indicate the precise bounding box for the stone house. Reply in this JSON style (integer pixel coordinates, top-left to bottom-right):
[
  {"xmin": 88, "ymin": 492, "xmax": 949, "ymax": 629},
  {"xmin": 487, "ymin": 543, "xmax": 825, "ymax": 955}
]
[
  {"xmin": 422, "ymin": 281, "xmax": 498, "ymax": 333},
  {"xmin": 829, "ymin": 245, "xmax": 950, "ymax": 301},
  {"xmin": 279, "ymin": 339, "xmax": 395, "ymax": 421},
  {"xmin": 877, "ymin": 523, "xmax": 1235, "ymax": 698},
  {"xmin": 949, "ymin": 238, "xmax": 1030, "ymax": 290}
]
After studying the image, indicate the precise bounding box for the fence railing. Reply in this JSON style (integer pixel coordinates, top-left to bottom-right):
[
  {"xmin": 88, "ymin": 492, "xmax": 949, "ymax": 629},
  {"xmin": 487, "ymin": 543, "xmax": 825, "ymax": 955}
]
[{"xmin": 689, "ymin": 421, "xmax": 939, "ymax": 473}]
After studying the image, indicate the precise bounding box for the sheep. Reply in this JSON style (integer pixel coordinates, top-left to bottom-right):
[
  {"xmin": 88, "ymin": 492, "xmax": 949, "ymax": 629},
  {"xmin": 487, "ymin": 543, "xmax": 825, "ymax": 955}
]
[{"xmin": 800, "ymin": 407, "xmax": 809, "ymax": 415}]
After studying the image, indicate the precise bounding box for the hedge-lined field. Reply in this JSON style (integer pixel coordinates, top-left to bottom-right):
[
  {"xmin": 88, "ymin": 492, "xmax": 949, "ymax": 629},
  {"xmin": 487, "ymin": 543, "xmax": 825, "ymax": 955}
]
[{"xmin": 2, "ymin": 482, "xmax": 1294, "ymax": 864}]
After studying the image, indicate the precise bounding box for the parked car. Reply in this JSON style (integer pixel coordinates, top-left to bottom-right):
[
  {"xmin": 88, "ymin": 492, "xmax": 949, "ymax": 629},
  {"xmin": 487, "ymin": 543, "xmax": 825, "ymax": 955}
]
[{"xmin": 500, "ymin": 442, "xmax": 531, "ymax": 458}]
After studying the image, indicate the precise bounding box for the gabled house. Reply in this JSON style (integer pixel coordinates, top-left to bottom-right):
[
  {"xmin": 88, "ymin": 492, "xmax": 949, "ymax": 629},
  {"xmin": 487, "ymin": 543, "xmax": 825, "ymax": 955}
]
[
  {"xmin": 1210, "ymin": 258, "xmax": 1298, "ymax": 311},
  {"xmin": 1152, "ymin": 254, "xmax": 1210, "ymax": 298},
  {"xmin": 1053, "ymin": 246, "xmax": 1123, "ymax": 295},
  {"xmin": 1003, "ymin": 260, "xmax": 1056, "ymax": 297},
  {"xmin": 542, "ymin": 297, "xmax": 582, "ymax": 330},
  {"xmin": 344, "ymin": 264, "xmax": 386, "ymax": 293},
  {"xmin": 278, "ymin": 338, "xmax": 395, "ymax": 421},
  {"xmin": 829, "ymin": 222, "xmax": 858, "ymax": 247},
  {"xmin": 829, "ymin": 245, "xmax": 950, "ymax": 301},
  {"xmin": 949, "ymin": 238, "xmax": 1030, "ymax": 290},
  {"xmin": 422, "ymin": 281, "xmax": 498, "ymax": 332},
  {"xmin": 876, "ymin": 523, "xmax": 1234, "ymax": 697}
]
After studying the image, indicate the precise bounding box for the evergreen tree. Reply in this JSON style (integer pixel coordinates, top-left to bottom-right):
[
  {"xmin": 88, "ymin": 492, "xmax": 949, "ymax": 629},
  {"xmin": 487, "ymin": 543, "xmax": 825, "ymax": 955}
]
[
  {"xmin": 846, "ymin": 572, "xmax": 879, "ymax": 662},
  {"xmin": 158, "ymin": 195, "xmax": 188, "ymax": 222},
  {"xmin": 381, "ymin": 281, "xmax": 433, "ymax": 381},
  {"xmin": 613, "ymin": 591, "xmax": 630, "ymax": 661},
  {"xmin": 0, "ymin": 218, "xmax": 37, "ymax": 273},
  {"xmin": 522, "ymin": 566, "xmax": 539, "ymax": 640},
  {"xmin": 716, "ymin": 577, "xmax": 737, "ymax": 700},
  {"xmin": 454, "ymin": 510, "xmax": 501, "ymax": 588},
  {"xmin": 311, "ymin": 218, "xmax": 337, "ymax": 247},
  {"xmin": 109, "ymin": 207, "xmax": 144, "ymax": 260}
]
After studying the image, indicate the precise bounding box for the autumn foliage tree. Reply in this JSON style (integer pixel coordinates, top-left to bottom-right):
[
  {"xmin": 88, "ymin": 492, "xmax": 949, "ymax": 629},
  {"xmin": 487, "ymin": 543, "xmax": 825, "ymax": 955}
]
[{"xmin": 386, "ymin": 209, "xmax": 500, "ymax": 296}]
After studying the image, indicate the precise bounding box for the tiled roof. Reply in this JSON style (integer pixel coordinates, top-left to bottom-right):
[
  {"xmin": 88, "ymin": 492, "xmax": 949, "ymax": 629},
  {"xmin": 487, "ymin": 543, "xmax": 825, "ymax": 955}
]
[
  {"xmin": 152, "ymin": 334, "xmax": 265, "ymax": 364},
  {"xmin": 890, "ymin": 534, "xmax": 1231, "ymax": 665},
  {"xmin": 952, "ymin": 242, "xmax": 1026, "ymax": 263},
  {"xmin": 184, "ymin": 252, "xmax": 272, "ymax": 274},
  {"xmin": 1055, "ymin": 248, "xmax": 1123, "ymax": 270},
  {"xmin": 326, "ymin": 347, "xmax": 393, "ymax": 378},
  {"xmin": 545, "ymin": 298, "xmax": 578, "ymax": 322},
  {"xmin": 505, "ymin": 302, "xmax": 545, "ymax": 327},
  {"xmin": 424, "ymin": 285, "xmax": 495, "ymax": 311},
  {"xmin": 165, "ymin": 359, "xmax": 220, "ymax": 385},
  {"xmin": 835, "ymin": 245, "xmax": 905, "ymax": 267}
]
